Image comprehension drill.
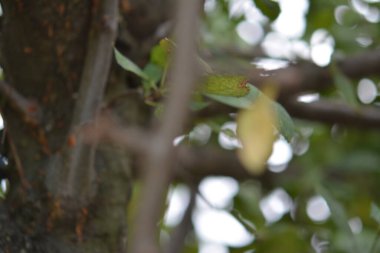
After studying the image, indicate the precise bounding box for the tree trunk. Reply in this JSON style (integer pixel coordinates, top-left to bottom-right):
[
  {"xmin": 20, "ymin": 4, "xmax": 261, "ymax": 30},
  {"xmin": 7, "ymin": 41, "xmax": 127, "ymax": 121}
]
[{"xmin": 0, "ymin": 1, "xmax": 167, "ymax": 252}]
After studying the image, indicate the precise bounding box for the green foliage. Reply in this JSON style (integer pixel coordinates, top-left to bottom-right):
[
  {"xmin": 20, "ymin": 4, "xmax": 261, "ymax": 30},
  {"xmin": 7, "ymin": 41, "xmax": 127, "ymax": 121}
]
[
  {"xmin": 201, "ymin": 75, "xmax": 249, "ymax": 97},
  {"xmin": 206, "ymin": 84, "xmax": 296, "ymax": 141},
  {"xmin": 253, "ymin": 0, "xmax": 281, "ymax": 21},
  {"xmin": 115, "ymin": 39, "xmax": 296, "ymax": 143},
  {"xmin": 114, "ymin": 48, "xmax": 150, "ymax": 81},
  {"xmin": 119, "ymin": 2, "xmax": 380, "ymax": 250},
  {"xmin": 331, "ymin": 63, "xmax": 358, "ymax": 106},
  {"xmin": 370, "ymin": 203, "xmax": 380, "ymax": 225}
]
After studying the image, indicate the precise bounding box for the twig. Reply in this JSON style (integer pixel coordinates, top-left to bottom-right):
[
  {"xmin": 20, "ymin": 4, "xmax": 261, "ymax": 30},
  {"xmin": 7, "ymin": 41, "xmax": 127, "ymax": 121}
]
[
  {"xmin": 165, "ymin": 186, "xmax": 196, "ymax": 253},
  {"xmin": 7, "ymin": 134, "xmax": 31, "ymax": 190},
  {"xmin": 81, "ymin": 113, "xmax": 148, "ymax": 154},
  {"xmin": 46, "ymin": 0, "xmax": 118, "ymax": 207},
  {"xmin": 0, "ymin": 80, "xmax": 41, "ymax": 126},
  {"xmin": 130, "ymin": 0, "xmax": 202, "ymax": 253}
]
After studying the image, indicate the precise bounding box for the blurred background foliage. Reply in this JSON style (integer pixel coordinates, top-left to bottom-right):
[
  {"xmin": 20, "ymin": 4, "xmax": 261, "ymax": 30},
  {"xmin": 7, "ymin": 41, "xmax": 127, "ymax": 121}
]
[{"xmin": 156, "ymin": 0, "xmax": 380, "ymax": 252}]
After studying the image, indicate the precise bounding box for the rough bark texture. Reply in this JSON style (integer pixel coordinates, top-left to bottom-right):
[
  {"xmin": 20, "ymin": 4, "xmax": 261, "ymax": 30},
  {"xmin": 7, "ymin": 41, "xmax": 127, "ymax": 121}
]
[{"xmin": 0, "ymin": 0, "xmax": 165, "ymax": 252}]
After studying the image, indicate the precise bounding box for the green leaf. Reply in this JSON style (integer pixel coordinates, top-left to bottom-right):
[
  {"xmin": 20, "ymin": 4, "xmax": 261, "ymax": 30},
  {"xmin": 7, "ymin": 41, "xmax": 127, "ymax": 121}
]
[
  {"xmin": 201, "ymin": 75, "xmax": 249, "ymax": 97},
  {"xmin": 205, "ymin": 83, "xmax": 261, "ymax": 108},
  {"xmin": 230, "ymin": 209, "xmax": 257, "ymax": 235},
  {"xmin": 253, "ymin": 0, "xmax": 281, "ymax": 21},
  {"xmin": 150, "ymin": 38, "xmax": 173, "ymax": 68},
  {"xmin": 114, "ymin": 48, "xmax": 150, "ymax": 80},
  {"xmin": 190, "ymin": 101, "xmax": 210, "ymax": 111},
  {"xmin": 273, "ymin": 103, "xmax": 296, "ymax": 142},
  {"xmin": 371, "ymin": 203, "xmax": 380, "ymax": 225},
  {"xmin": 317, "ymin": 185, "xmax": 358, "ymax": 253},
  {"xmin": 206, "ymin": 84, "xmax": 296, "ymax": 141},
  {"xmin": 142, "ymin": 63, "xmax": 162, "ymax": 90},
  {"xmin": 304, "ymin": 1, "xmax": 335, "ymax": 38},
  {"xmin": 333, "ymin": 65, "xmax": 358, "ymax": 106}
]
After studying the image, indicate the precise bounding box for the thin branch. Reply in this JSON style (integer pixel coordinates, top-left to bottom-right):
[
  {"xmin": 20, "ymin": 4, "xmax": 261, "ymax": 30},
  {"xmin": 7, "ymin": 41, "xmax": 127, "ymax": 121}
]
[
  {"xmin": 82, "ymin": 113, "xmax": 148, "ymax": 154},
  {"xmin": 0, "ymin": 80, "xmax": 41, "ymax": 126},
  {"xmin": 46, "ymin": 0, "xmax": 118, "ymax": 207},
  {"xmin": 197, "ymin": 98, "xmax": 380, "ymax": 130},
  {"xmin": 130, "ymin": 0, "xmax": 202, "ymax": 253},
  {"xmin": 284, "ymin": 99, "xmax": 380, "ymax": 128},
  {"xmin": 165, "ymin": 186, "xmax": 196, "ymax": 253},
  {"xmin": 8, "ymin": 134, "xmax": 31, "ymax": 190}
]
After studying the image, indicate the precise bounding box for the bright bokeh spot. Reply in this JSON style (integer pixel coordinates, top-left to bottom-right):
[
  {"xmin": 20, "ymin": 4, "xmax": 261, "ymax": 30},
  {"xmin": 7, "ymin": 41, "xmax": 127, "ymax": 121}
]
[
  {"xmin": 348, "ymin": 217, "xmax": 363, "ymax": 234},
  {"xmin": 357, "ymin": 78, "xmax": 377, "ymax": 104},
  {"xmin": 297, "ymin": 93, "xmax": 320, "ymax": 103},
  {"xmin": 311, "ymin": 44, "xmax": 333, "ymax": 67},
  {"xmin": 310, "ymin": 29, "xmax": 334, "ymax": 67},
  {"xmin": 260, "ymin": 188, "xmax": 293, "ymax": 223},
  {"xmin": 334, "ymin": 5, "xmax": 350, "ymax": 25},
  {"xmin": 311, "ymin": 234, "xmax": 330, "ymax": 253},
  {"xmin": 291, "ymin": 136, "xmax": 310, "ymax": 156},
  {"xmin": 189, "ymin": 123, "xmax": 212, "ymax": 145},
  {"xmin": 267, "ymin": 137, "xmax": 293, "ymax": 173},
  {"xmin": 218, "ymin": 122, "xmax": 241, "ymax": 150},
  {"xmin": 237, "ymin": 20, "xmax": 264, "ymax": 45},
  {"xmin": 306, "ymin": 195, "xmax": 331, "ymax": 222},
  {"xmin": 173, "ymin": 135, "xmax": 187, "ymax": 146},
  {"xmin": 252, "ymin": 58, "xmax": 289, "ymax": 71},
  {"xmin": 1, "ymin": 179, "xmax": 8, "ymax": 193},
  {"xmin": 193, "ymin": 209, "xmax": 254, "ymax": 247},
  {"xmin": 262, "ymin": 32, "xmax": 292, "ymax": 59},
  {"xmin": 0, "ymin": 114, "xmax": 3, "ymax": 130},
  {"xmin": 199, "ymin": 176, "xmax": 239, "ymax": 208},
  {"xmin": 199, "ymin": 243, "xmax": 228, "ymax": 253},
  {"xmin": 273, "ymin": 0, "xmax": 309, "ymax": 38},
  {"xmin": 356, "ymin": 35, "xmax": 373, "ymax": 47},
  {"xmin": 164, "ymin": 185, "xmax": 190, "ymax": 226},
  {"xmin": 352, "ymin": 0, "xmax": 380, "ymax": 23},
  {"xmin": 204, "ymin": 0, "xmax": 216, "ymax": 13}
]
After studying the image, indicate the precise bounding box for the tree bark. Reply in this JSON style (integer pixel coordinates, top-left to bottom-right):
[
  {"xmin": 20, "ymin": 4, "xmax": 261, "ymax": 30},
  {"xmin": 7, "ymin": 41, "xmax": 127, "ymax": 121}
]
[{"xmin": 0, "ymin": 1, "xmax": 143, "ymax": 252}]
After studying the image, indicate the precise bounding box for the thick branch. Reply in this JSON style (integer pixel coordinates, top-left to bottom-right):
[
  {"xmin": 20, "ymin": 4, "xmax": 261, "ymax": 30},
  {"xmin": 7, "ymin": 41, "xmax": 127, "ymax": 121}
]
[
  {"xmin": 338, "ymin": 49, "xmax": 380, "ymax": 79},
  {"xmin": 0, "ymin": 81, "xmax": 41, "ymax": 125},
  {"xmin": 209, "ymin": 48, "xmax": 380, "ymax": 100},
  {"xmin": 46, "ymin": 0, "xmax": 118, "ymax": 207},
  {"xmin": 284, "ymin": 99, "xmax": 380, "ymax": 128}
]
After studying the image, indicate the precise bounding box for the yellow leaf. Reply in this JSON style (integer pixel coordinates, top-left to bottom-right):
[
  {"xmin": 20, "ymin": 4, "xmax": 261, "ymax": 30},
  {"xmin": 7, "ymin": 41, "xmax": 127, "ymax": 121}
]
[{"xmin": 237, "ymin": 87, "xmax": 277, "ymax": 174}]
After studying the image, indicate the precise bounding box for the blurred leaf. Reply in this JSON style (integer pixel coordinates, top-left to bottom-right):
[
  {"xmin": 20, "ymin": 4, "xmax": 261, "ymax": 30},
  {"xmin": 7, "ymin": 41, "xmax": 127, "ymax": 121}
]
[
  {"xmin": 370, "ymin": 203, "xmax": 380, "ymax": 225},
  {"xmin": 150, "ymin": 38, "xmax": 173, "ymax": 68},
  {"xmin": 317, "ymin": 185, "xmax": 358, "ymax": 253},
  {"xmin": 201, "ymin": 75, "xmax": 250, "ymax": 97},
  {"xmin": 143, "ymin": 63, "xmax": 162, "ymax": 89},
  {"xmin": 207, "ymin": 84, "xmax": 296, "ymax": 141},
  {"xmin": 332, "ymin": 150, "xmax": 380, "ymax": 173},
  {"xmin": 236, "ymin": 86, "xmax": 277, "ymax": 174},
  {"xmin": 305, "ymin": 1, "xmax": 335, "ymax": 38},
  {"xmin": 255, "ymin": 224, "xmax": 309, "ymax": 253},
  {"xmin": 332, "ymin": 64, "xmax": 358, "ymax": 106},
  {"xmin": 114, "ymin": 48, "xmax": 150, "ymax": 80},
  {"xmin": 253, "ymin": 0, "xmax": 281, "ymax": 21},
  {"xmin": 205, "ymin": 83, "xmax": 261, "ymax": 108},
  {"xmin": 273, "ymin": 103, "xmax": 296, "ymax": 142},
  {"xmin": 231, "ymin": 208, "xmax": 257, "ymax": 235}
]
